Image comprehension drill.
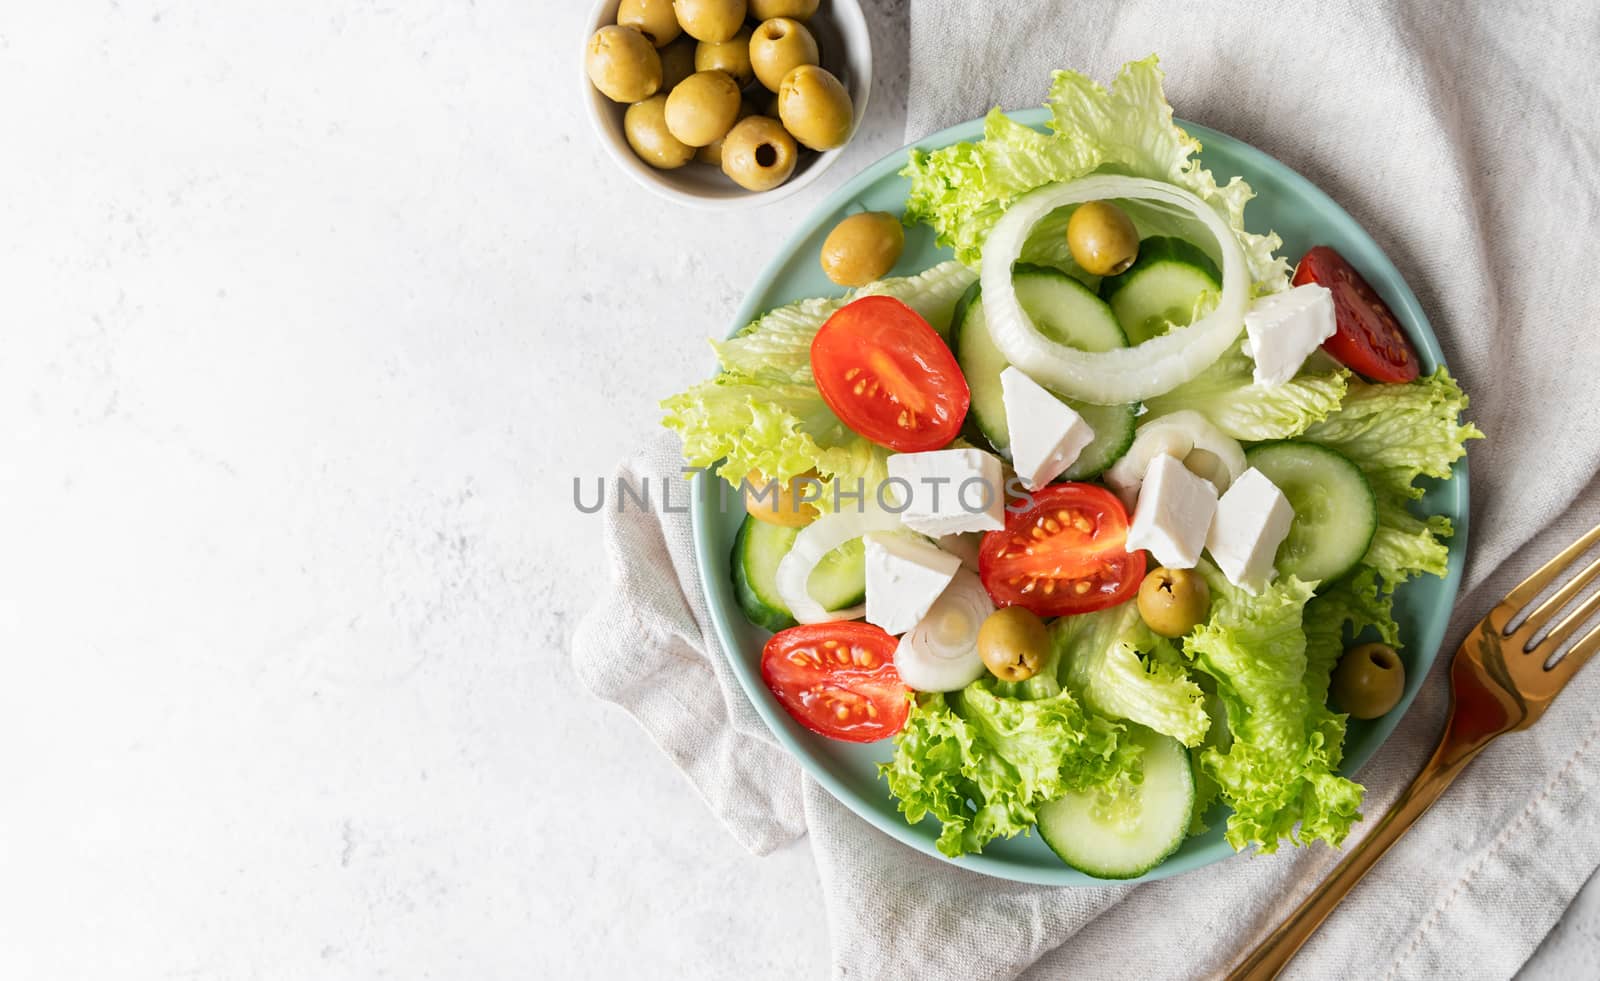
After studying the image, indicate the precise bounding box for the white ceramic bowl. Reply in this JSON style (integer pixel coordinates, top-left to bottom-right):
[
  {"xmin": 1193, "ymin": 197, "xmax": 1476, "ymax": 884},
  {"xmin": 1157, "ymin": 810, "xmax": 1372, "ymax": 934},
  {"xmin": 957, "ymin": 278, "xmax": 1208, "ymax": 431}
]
[{"xmin": 581, "ymin": 0, "xmax": 872, "ymax": 209}]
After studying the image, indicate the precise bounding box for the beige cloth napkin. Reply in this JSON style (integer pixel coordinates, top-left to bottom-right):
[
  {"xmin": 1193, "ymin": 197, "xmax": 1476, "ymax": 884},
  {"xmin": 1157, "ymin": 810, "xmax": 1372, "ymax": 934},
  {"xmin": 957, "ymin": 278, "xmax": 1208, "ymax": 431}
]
[{"xmin": 574, "ymin": 1, "xmax": 1600, "ymax": 975}]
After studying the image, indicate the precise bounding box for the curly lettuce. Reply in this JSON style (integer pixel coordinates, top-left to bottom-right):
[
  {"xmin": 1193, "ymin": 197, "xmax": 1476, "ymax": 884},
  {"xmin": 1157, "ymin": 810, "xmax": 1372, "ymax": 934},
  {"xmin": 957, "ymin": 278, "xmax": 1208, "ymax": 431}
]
[
  {"xmin": 880, "ymin": 676, "xmax": 1141, "ymax": 858},
  {"xmin": 661, "ymin": 261, "xmax": 976, "ymax": 484},
  {"xmin": 903, "ymin": 55, "xmax": 1289, "ymax": 295},
  {"xmin": 1302, "ymin": 368, "xmax": 1483, "ymax": 586},
  {"xmin": 1051, "ymin": 602, "xmax": 1211, "ymax": 747},
  {"xmin": 1143, "ymin": 343, "xmax": 1350, "ymax": 441},
  {"xmin": 1184, "ymin": 564, "xmax": 1364, "ymax": 851}
]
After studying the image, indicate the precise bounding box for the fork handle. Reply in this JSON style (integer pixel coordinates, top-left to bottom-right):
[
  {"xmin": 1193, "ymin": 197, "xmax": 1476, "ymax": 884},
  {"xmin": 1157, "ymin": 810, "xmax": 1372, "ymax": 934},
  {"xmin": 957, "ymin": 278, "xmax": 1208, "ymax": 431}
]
[{"xmin": 1225, "ymin": 735, "xmax": 1486, "ymax": 981}]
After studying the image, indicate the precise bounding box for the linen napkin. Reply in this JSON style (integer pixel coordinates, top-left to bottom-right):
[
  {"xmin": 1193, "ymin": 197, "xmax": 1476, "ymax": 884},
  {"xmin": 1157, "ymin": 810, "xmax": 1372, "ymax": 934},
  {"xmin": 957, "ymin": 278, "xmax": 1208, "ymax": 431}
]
[{"xmin": 574, "ymin": 1, "xmax": 1600, "ymax": 976}]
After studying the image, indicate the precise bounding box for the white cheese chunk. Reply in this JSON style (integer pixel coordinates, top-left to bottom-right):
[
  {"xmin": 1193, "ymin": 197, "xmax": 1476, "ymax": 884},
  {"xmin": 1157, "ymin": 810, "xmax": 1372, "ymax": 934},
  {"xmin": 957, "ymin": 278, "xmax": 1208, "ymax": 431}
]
[
  {"xmin": 999, "ymin": 366, "xmax": 1097, "ymax": 490},
  {"xmin": 936, "ymin": 532, "xmax": 982, "ymax": 573},
  {"xmin": 1206, "ymin": 467, "xmax": 1295, "ymax": 593},
  {"xmin": 863, "ymin": 533, "xmax": 963, "ymax": 635},
  {"xmin": 1242, "ymin": 283, "xmax": 1337, "ymax": 386},
  {"xmin": 1125, "ymin": 453, "xmax": 1218, "ymax": 569},
  {"xmin": 886, "ymin": 448, "xmax": 1007, "ymax": 537}
]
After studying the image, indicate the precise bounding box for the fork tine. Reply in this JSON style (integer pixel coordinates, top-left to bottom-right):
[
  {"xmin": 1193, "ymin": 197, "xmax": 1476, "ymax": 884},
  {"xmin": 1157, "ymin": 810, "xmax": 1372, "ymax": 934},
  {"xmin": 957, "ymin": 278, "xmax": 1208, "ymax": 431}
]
[
  {"xmin": 1538, "ymin": 586, "xmax": 1600, "ymax": 658},
  {"xmin": 1547, "ymin": 619, "xmax": 1600, "ymax": 685},
  {"xmin": 1523, "ymin": 551, "xmax": 1600, "ymax": 641},
  {"xmin": 1499, "ymin": 522, "xmax": 1600, "ymax": 631}
]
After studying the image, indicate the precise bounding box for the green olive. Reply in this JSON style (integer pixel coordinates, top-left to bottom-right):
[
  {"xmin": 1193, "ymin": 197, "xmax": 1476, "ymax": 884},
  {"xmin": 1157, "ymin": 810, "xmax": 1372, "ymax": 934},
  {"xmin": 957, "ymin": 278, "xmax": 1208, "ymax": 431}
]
[
  {"xmin": 694, "ymin": 26, "xmax": 754, "ymax": 87},
  {"xmin": 664, "ymin": 70, "xmax": 742, "ymax": 147},
  {"xmin": 820, "ymin": 211, "xmax": 904, "ymax": 287},
  {"xmin": 695, "ymin": 99, "xmax": 759, "ymax": 167},
  {"xmin": 750, "ymin": 0, "xmax": 818, "ymax": 18},
  {"xmin": 1137, "ymin": 567, "xmax": 1211, "ymax": 638},
  {"xmin": 1067, "ymin": 200, "xmax": 1140, "ymax": 276},
  {"xmin": 623, "ymin": 95, "xmax": 695, "ymax": 170},
  {"xmin": 1332, "ymin": 643, "xmax": 1406, "ymax": 719},
  {"xmin": 777, "ymin": 64, "xmax": 853, "ymax": 150},
  {"xmin": 617, "ymin": 0, "xmax": 681, "ymax": 47},
  {"xmin": 749, "ymin": 18, "xmax": 819, "ymax": 91},
  {"xmin": 585, "ymin": 25, "xmax": 663, "ymax": 104},
  {"xmin": 657, "ymin": 37, "xmax": 698, "ymax": 91},
  {"xmin": 672, "ymin": 0, "xmax": 746, "ymax": 43},
  {"xmin": 720, "ymin": 115, "xmax": 797, "ymax": 191},
  {"xmin": 977, "ymin": 607, "xmax": 1049, "ymax": 682}
]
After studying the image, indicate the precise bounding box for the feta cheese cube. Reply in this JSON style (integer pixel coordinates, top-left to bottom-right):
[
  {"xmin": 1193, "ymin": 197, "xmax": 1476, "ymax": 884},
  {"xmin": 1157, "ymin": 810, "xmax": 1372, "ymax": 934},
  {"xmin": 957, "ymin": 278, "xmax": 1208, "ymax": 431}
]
[
  {"xmin": 999, "ymin": 366, "xmax": 1097, "ymax": 490},
  {"xmin": 863, "ymin": 533, "xmax": 962, "ymax": 635},
  {"xmin": 1125, "ymin": 453, "xmax": 1218, "ymax": 569},
  {"xmin": 886, "ymin": 448, "xmax": 1007, "ymax": 537},
  {"xmin": 936, "ymin": 532, "xmax": 982, "ymax": 573},
  {"xmin": 1206, "ymin": 467, "xmax": 1295, "ymax": 593},
  {"xmin": 1242, "ymin": 284, "xmax": 1337, "ymax": 386}
]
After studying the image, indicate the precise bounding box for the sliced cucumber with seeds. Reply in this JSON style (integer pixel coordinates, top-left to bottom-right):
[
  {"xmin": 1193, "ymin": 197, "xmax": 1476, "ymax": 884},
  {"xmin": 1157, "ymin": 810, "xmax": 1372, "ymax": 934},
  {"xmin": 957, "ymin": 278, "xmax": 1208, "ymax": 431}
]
[
  {"xmin": 1037, "ymin": 726, "xmax": 1194, "ymax": 879},
  {"xmin": 731, "ymin": 515, "xmax": 867, "ymax": 631},
  {"xmin": 1245, "ymin": 441, "xmax": 1378, "ymax": 586},
  {"xmin": 951, "ymin": 267, "xmax": 1137, "ymax": 480},
  {"xmin": 1100, "ymin": 237, "xmax": 1221, "ymax": 344}
]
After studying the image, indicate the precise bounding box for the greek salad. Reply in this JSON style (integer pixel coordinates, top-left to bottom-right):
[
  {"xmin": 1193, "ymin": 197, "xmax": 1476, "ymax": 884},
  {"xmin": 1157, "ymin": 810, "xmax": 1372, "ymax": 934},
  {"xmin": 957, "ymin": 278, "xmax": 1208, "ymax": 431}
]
[{"xmin": 662, "ymin": 57, "xmax": 1481, "ymax": 878}]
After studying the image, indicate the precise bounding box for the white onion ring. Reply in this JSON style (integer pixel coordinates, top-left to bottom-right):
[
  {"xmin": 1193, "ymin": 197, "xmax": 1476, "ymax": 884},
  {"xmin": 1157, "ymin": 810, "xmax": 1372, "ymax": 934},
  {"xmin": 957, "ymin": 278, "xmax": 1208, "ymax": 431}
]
[
  {"xmin": 1103, "ymin": 410, "xmax": 1247, "ymax": 510},
  {"xmin": 979, "ymin": 176, "xmax": 1251, "ymax": 405},
  {"xmin": 775, "ymin": 507, "xmax": 903, "ymax": 624},
  {"xmin": 893, "ymin": 570, "xmax": 994, "ymax": 692}
]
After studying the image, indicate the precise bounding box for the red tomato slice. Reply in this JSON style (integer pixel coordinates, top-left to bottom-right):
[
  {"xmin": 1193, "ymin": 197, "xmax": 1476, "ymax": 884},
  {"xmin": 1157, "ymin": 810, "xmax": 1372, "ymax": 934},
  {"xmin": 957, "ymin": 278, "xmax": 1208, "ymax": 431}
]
[
  {"xmin": 1293, "ymin": 245, "xmax": 1421, "ymax": 383},
  {"xmin": 811, "ymin": 295, "xmax": 970, "ymax": 452},
  {"xmin": 979, "ymin": 484, "xmax": 1145, "ymax": 617},
  {"xmin": 761, "ymin": 622, "xmax": 909, "ymax": 742}
]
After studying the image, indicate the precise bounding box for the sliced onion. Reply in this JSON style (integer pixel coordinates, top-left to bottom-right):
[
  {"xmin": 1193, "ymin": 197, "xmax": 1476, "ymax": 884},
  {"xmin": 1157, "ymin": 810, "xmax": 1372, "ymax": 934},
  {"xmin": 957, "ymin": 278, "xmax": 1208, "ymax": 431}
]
[
  {"xmin": 893, "ymin": 570, "xmax": 994, "ymax": 692},
  {"xmin": 980, "ymin": 176, "xmax": 1251, "ymax": 405},
  {"xmin": 776, "ymin": 507, "xmax": 903, "ymax": 624},
  {"xmin": 1104, "ymin": 410, "xmax": 1247, "ymax": 510}
]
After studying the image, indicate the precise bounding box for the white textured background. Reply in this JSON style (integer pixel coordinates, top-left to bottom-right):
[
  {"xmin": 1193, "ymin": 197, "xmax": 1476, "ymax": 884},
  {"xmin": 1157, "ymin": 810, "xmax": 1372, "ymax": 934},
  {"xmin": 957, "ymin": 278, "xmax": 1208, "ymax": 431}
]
[{"xmin": 1, "ymin": 2, "xmax": 1594, "ymax": 977}]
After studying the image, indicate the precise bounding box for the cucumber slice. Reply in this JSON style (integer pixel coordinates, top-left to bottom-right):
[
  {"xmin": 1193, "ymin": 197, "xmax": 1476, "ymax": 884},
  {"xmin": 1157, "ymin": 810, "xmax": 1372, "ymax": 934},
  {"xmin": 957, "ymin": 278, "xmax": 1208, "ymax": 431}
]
[
  {"xmin": 730, "ymin": 515, "xmax": 867, "ymax": 631},
  {"xmin": 1245, "ymin": 441, "xmax": 1378, "ymax": 585},
  {"xmin": 1037, "ymin": 726, "xmax": 1194, "ymax": 879},
  {"xmin": 1100, "ymin": 237, "xmax": 1221, "ymax": 344},
  {"xmin": 951, "ymin": 267, "xmax": 1137, "ymax": 480}
]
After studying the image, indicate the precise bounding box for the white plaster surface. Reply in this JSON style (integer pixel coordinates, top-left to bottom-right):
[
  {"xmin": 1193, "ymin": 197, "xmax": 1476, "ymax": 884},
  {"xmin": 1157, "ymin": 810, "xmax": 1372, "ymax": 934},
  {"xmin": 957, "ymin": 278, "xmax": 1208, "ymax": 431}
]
[{"xmin": 0, "ymin": 2, "xmax": 1592, "ymax": 978}]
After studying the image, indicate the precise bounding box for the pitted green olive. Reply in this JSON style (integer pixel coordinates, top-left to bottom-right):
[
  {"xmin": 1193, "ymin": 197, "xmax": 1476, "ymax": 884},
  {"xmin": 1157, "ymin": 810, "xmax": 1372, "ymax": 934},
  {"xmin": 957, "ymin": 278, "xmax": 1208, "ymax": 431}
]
[
  {"xmin": 694, "ymin": 26, "xmax": 755, "ymax": 87},
  {"xmin": 623, "ymin": 95, "xmax": 694, "ymax": 170},
  {"xmin": 585, "ymin": 25, "xmax": 662, "ymax": 104},
  {"xmin": 1137, "ymin": 567, "xmax": 1211, "ymax": 638},
  {"xmin": 1332, "ymin": 643, "xmax": 1406, "ymax": 719},
  {"xmin": 777, "ymin": 64, "xmax": 853, "ymax": 150},
  {"xmin": 978, "ymin": 607, "xmax": 1049, "ymax": 682},
  {"xmin": 672, "ymin": 0, "xmax": 746, "ymax": 43},
  {"xmin": 1067, "ymin": 200, "xmax": 1140, "ymax": 276},
  {"xmin": 664, "ymin": 70, "xmax": 742, "ymax": 147},
  {"xmin": 617, "ymin": 0, "xmax": 681, "ymax": 47},
  {"xmin": 750, "ymin": 17, "xmax": 819, "ymax": 91},
  {"xmin": 720, "ymin": 115, "xmax": 797, "ymax": 191}
]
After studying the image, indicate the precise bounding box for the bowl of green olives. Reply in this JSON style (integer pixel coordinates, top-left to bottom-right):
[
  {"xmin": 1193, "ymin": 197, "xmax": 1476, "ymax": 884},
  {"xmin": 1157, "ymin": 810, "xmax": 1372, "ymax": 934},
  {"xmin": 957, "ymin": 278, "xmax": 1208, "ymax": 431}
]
[{"xmin": 582, "ymin": 0, "xmax": 872, "ymax": 208}]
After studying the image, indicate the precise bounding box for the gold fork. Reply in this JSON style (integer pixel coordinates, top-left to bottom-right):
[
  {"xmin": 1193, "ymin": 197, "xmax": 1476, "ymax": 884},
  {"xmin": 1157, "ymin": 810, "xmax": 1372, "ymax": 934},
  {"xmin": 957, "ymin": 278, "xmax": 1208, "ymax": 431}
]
[{"xmin": 1229, "ymin": 521, "xmax": 1600, "ymax": 981}]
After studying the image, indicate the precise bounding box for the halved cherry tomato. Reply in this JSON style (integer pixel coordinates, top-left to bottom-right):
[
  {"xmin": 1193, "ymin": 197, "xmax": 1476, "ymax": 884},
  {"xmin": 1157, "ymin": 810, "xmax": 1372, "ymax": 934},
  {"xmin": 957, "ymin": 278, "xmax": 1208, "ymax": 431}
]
[
  {"xmin": 979, "ymin": 483, "xmax": 1145, "ymax": 616},
  {"xmin": 761, "ymin": 622, "xmax": 908, "ymax": 742},
  {"xmin": 1293, "ymin": 245, "xmax": 1421, "ymax": 383},
  {"xmin": 810, "ymin": 295, "xmax": 969, "ymax": 452}
]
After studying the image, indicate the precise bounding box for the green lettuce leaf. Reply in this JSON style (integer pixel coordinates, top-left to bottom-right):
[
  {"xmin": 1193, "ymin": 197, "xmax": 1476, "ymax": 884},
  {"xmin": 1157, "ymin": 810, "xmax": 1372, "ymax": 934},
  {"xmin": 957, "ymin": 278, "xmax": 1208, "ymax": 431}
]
[
  {"xmin": 661, "ymin": 261, "xmax": 976, "ymax": 484},
  {"xmin": 1143, "ymin": 342, "xmax": 1350, "ymax": 441},
  {"xmin": 1301, "ymin": 368, "xmax": 1483, "ymax": 586},
  {"xmin": 1051, "ymin": 602, "xmax": 1211, "ymax": 747},
  {"xmin": 880, "ymin": 677, "xmax": 1141, "ymax": 857},
  {"xmin": 1184, "ymin": 563, "xmax": 1364, "ymax": 851},
  {"xmin": 1303, "ymin": 567, "xmax": 1399, "ymax": 707},
  {"xmin": 903, "ymin": 55, "xmax": 1290, "ymax": 295}
]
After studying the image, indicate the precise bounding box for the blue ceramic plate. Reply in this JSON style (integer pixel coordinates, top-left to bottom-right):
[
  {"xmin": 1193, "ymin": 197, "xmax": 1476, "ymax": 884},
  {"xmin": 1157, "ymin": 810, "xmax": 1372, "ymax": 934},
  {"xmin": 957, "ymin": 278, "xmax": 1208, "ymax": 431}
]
[{"xmin": 689, "ymin": 110, "xmax": 1469, "ymax": 885}]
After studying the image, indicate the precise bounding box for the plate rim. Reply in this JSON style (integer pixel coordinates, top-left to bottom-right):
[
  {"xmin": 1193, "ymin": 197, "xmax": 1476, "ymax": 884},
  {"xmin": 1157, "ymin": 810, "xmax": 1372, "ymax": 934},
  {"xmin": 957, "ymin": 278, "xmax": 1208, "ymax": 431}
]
[{"xmin": 689, "ymin": 108, "xmax": 1470, "ymax": 885}]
